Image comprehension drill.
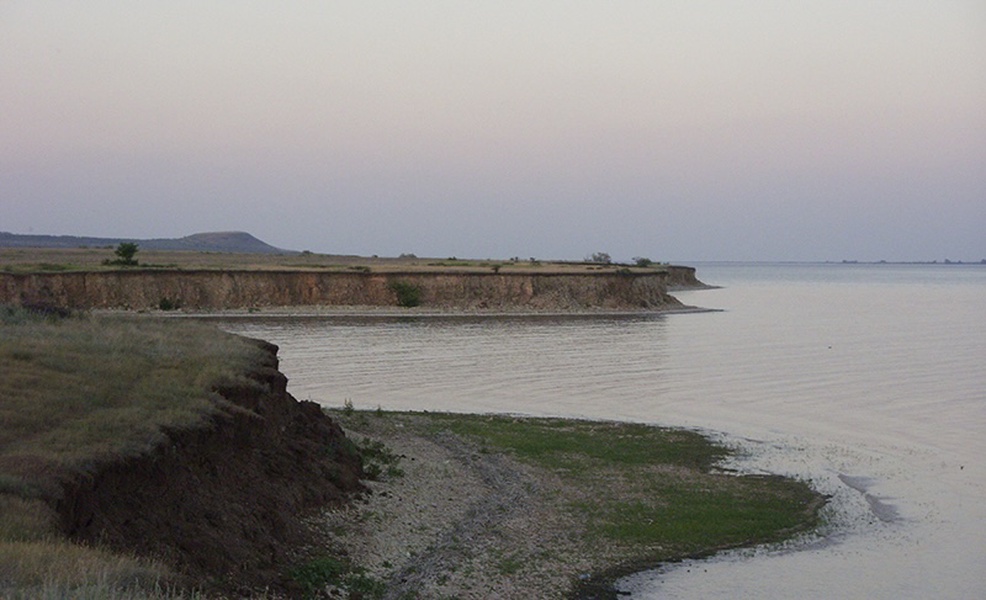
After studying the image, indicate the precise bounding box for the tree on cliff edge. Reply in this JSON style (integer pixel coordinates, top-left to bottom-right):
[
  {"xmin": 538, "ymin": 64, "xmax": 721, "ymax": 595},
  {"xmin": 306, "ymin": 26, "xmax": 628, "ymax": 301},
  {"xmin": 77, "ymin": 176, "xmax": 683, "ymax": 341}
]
[{"xmin": 110, "ymin": 242, "xmax": 139, "ymax": 266}]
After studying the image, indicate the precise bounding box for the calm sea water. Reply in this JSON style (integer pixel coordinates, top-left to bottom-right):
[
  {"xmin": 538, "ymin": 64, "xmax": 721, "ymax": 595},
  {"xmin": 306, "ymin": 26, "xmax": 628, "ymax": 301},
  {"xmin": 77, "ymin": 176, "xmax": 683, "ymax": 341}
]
[{"xmin": 212, "ymin": 263, "xmax": 986, "ymax": 599}]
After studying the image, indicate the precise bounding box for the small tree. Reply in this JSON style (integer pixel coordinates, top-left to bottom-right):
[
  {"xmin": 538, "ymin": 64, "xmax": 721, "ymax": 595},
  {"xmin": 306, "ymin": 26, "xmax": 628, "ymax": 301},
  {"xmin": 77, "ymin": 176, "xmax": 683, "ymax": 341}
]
[
  {"xmin": 588, "ymin": 252, "xmax": 612, "ymax": 264},
  {"xmin": 109, "ymin": 242, "xmax": 139, "ymax": 266},
  {"xmin": 633, "ymin": 256, "xmax": 654, "ymax": 268}
]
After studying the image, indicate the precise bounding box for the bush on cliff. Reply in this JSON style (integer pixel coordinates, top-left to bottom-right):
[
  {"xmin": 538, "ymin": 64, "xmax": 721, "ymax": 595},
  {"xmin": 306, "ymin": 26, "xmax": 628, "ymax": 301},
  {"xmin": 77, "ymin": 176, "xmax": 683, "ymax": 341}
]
[{"xmin": 388, "ymin": 280, "xmax": 422, "ymax": 308}]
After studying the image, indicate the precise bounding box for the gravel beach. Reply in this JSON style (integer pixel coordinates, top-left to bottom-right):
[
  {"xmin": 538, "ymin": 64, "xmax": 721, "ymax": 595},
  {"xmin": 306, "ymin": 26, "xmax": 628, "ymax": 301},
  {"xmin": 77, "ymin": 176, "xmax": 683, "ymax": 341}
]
[
  {"xmin": 314, "ymin": 412, "xmax": 825, "ymax": 600},
  {"xmin": 317, "ymin": 414, "xmax": 631, "ymax": 599}
]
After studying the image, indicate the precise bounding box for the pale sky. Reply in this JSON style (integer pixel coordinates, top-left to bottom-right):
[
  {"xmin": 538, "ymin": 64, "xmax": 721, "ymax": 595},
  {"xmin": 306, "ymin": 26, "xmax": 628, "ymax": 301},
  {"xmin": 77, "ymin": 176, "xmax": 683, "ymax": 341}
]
[{"xmin": 2, "ymin": 1, "xmax": 984, "ymax": 262}]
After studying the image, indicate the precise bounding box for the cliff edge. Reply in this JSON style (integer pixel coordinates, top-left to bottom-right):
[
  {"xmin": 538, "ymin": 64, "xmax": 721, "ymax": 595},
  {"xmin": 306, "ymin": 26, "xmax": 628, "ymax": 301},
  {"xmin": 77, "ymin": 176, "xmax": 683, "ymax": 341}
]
[
  {"xmin": 1, "ymin": 270, "xmax": 691, "ymax": 311},
  {"xmin": 55, "ymin": 338, "xmax": 364, "ymax": 595}
]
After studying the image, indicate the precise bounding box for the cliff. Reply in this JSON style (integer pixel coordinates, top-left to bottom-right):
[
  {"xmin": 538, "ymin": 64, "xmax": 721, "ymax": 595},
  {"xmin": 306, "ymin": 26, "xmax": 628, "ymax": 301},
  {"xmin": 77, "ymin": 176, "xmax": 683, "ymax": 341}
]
[
  {"xmin": 1, "ymin": 269, "xmax": 689, "ymax": 311},
  {"xmin": 665, "ymin": 265, "xmax": 713, "ymax": 290},
  {"xmin": 56, "ymin": 338, "xmax": 364, "ymax": 595}
]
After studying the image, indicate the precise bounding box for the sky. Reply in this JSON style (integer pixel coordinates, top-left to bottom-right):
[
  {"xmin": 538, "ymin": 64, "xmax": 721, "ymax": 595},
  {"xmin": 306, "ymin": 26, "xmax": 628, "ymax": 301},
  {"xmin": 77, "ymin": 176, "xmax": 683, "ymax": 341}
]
[{"xmin": 2, "ymin": 2, "xmax": 984, "ymax": 262}]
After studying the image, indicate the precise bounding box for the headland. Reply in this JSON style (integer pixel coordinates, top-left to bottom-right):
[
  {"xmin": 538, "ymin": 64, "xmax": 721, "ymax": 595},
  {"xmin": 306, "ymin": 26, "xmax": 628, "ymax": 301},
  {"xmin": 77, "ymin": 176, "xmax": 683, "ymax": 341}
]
[{"xmin": 0, "ymin": 247, "xmax": 707, "ymax": 312}]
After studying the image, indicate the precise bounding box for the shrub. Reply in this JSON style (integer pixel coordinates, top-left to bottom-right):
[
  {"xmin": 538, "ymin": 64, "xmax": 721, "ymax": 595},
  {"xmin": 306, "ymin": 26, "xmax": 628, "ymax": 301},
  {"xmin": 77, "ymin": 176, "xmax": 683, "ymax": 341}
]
[
  {"xmin": 157, "ymin": 298, "xmax": 181, "ymax": 311},
  {"xmin": 289, "ymin": 556, "xmax": 348, "ymax": 596},
  {"xmin": 355, "ymin": 438, "xmax": 404, "ymax": 480},
  {"xmin": 388, "ymin": 281, "xmax": 422, "ymax": 308}
]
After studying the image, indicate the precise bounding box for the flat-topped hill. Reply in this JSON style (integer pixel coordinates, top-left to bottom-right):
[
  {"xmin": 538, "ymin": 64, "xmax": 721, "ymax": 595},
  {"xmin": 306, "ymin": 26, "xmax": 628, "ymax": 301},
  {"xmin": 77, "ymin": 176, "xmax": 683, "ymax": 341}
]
[{"xmin": 0, "ymin": 231, "xmax": 289, "ymax": 254}]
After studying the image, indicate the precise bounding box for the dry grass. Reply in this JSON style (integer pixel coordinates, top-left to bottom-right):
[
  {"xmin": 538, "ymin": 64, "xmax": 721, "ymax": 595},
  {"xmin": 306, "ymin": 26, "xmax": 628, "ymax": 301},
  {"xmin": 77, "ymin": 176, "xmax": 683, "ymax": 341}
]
[
  {"xmin": 0, "ymin": 308, "xmax": 269, "ymax": 597},
  {"xmin": 0, "ymin": 539, "xmax": 173, "ymax": 597},
  {"xmin": 0, "ymin": 310, "xmax": 265, "ymax": 473},
  {"xmin": 0, "ymin": 246, "xmax": 668, "ymax": 275}
]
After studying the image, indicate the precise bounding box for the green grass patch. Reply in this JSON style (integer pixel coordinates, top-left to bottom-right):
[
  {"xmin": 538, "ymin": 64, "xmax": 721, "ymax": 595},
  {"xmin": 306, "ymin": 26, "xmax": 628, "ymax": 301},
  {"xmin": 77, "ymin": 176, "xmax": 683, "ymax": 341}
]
[
  {"xmin": 289, "ymin": 555, "xmax": 386, "ymax": 599},
  {"xmin": 421, "ymin": 413, "xmax": 728, "ymax": 472},
  {"xmin": 434, "ymin": 414, "xmax": 820, "ymax": 554}
]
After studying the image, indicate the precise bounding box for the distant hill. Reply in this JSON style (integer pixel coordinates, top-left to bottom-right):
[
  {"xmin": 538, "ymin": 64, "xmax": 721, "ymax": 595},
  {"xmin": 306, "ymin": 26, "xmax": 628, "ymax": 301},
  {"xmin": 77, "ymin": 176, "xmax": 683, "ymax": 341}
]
[{"xmin": 0, "ymin": 231, "xmax": 294, "ymax": 254}]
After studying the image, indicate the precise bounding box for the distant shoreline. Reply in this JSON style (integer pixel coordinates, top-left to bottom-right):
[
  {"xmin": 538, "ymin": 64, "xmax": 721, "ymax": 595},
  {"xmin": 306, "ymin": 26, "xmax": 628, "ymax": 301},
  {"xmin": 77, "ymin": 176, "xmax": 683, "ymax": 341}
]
[{"xmin": 152, "ymin": 303, "xmax": 720, "ymax": 319}]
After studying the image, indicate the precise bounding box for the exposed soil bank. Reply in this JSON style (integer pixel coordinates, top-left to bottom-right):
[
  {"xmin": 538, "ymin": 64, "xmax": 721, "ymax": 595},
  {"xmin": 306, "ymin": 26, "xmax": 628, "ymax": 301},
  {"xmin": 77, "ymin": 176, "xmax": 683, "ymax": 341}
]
[
  {"xmin": 0, "ymin": 268, "xmax": 700, "ymax": 311},
  {"xmin": 665, "ymin": 265, "xmax": 714, "ymax": 290},
  {"xmin": 54, "ymin": 339, "xmax": 364, "ymax": 596}
]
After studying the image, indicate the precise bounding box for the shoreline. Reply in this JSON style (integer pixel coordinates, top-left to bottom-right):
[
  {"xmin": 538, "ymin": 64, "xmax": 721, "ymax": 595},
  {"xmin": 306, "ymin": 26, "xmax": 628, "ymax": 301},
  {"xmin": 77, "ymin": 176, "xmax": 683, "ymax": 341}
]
[
  {"xmin": 321, "ymin": 411, "xmax": 825, "ymax": 600},
  {"xmin": 116, "ymin": 303, "xmax": 719, "ymax": 319},
  {"xmin": 1, "ymin": 310, "xmax": 822, "ymax": 599}
]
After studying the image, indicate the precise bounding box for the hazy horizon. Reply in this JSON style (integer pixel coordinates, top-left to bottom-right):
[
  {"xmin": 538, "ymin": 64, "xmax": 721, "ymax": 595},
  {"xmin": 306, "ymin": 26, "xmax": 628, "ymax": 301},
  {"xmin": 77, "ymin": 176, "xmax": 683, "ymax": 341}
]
[{"xmin": 3, "ymin": 2, "xmax": 984, "ymax": 263}]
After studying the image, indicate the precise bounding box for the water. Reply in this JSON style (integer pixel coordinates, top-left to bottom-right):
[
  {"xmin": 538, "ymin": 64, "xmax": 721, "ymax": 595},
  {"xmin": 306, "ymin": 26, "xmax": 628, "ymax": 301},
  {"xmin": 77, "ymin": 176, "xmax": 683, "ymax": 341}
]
[{"xmin": 211, "ymin": 263, "xmax": 986, "ymax": 599}]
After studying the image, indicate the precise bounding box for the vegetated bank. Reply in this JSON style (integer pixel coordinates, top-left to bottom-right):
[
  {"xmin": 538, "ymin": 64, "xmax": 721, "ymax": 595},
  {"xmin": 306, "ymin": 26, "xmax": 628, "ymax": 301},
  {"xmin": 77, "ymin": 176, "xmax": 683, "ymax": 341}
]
[{"xmin": 0, "ymin": 308, "xmax": 363, "ymax": 598}]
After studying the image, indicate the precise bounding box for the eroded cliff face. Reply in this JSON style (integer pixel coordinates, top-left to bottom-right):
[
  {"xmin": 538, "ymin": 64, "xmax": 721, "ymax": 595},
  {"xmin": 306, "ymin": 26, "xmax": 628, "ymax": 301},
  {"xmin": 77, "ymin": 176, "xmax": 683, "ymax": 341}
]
[
  {"xmin": 56, "ymin": 339, "xmax": 364, "ymax": 595},
  {"xmin": 666, "ymin": 265, "xmax": 710, "ymax": 290},
  {"xmin": 1, "ymin": 270, "xmax": 688, "ymax": 311}
]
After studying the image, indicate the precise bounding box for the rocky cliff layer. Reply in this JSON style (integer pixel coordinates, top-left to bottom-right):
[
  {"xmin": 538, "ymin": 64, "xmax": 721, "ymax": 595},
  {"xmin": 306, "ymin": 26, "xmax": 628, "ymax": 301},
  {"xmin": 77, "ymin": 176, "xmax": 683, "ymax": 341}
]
[
  {"xmin": 56, "ymin": 339, "xmax": 364, "ymax": 595},
  {"xmin": 1, "ymin": 269, "xmax": 690, "ymax": 311}
]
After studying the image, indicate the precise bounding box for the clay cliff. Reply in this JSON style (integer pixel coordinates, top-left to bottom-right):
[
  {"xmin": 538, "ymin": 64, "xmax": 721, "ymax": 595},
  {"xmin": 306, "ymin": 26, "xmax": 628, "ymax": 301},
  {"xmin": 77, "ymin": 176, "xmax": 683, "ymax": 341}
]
[
  {"xmin": 664, "ymin": 265, "xmax": 711, "ymax": 290},
  {"xmin": 1, "ymin": 269, "xmax": 694, "ymax": 311},
  {"xmin": 55, "ymin": 338, "xmax": 364, "ymax": 595}
]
